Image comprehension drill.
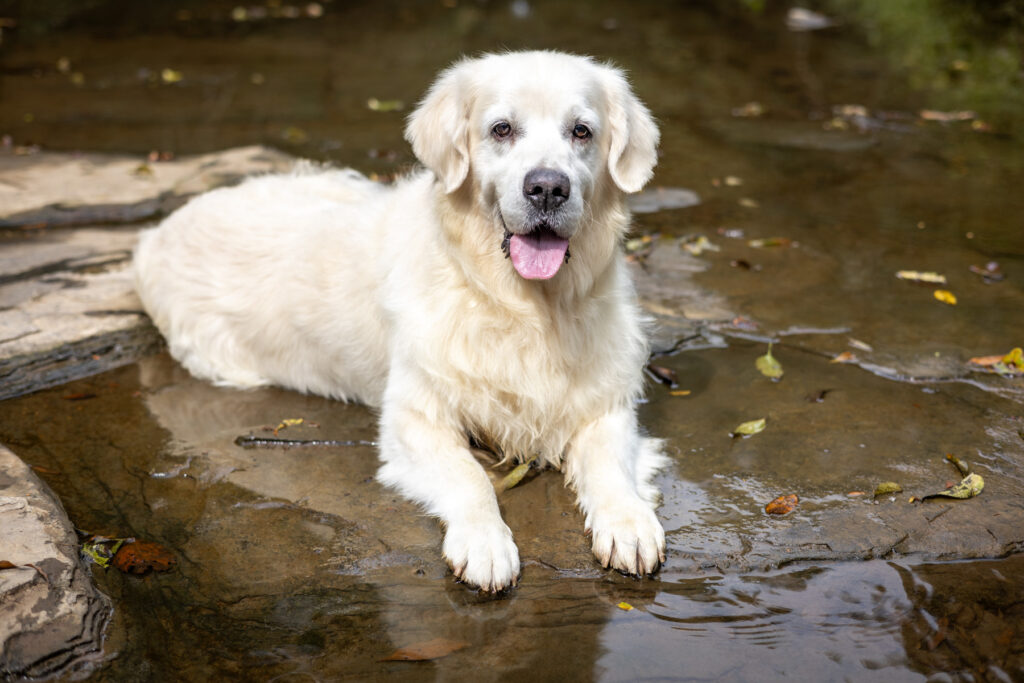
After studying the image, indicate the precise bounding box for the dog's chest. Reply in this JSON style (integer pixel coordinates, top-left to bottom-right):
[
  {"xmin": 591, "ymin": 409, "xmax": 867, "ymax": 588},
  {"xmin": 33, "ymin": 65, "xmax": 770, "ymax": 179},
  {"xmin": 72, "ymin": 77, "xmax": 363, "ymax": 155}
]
[{"xmin": 433, "ymin": 307, "xmax": 620, "ymax": 460}]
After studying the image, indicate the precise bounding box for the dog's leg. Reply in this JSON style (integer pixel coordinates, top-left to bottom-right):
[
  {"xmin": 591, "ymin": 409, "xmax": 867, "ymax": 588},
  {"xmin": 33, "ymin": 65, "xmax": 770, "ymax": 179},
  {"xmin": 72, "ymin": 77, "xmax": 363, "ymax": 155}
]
[
  {"xmin": 564, "ymin": 408, "xmax": 668, "ymax": 575},
  {"xmin": 376, "ymin": 399, "xmax": 520, "ymax": 592}
]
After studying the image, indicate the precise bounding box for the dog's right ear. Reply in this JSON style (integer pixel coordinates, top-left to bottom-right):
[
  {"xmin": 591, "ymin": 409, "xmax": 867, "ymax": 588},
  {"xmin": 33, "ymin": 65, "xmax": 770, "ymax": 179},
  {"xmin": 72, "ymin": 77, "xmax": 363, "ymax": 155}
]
[{"xmin": 405, "ymin": 64, "xmax": 470, "ymax": 194}]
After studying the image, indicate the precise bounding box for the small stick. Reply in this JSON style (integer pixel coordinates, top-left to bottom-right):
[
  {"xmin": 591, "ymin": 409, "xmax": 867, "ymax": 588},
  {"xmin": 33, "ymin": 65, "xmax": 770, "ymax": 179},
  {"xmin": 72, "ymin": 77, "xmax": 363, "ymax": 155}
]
[{"xmin": 234, "ymin": 435, "xmax": 377, "ymax": 449}]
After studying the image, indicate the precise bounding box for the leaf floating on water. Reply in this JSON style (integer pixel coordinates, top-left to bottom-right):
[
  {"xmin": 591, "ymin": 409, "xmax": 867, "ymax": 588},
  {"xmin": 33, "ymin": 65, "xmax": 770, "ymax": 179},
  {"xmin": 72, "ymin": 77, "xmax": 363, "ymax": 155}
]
[
  {"xmin": 112, "ymin": 540, "xmax": 177, "ymax": 575},
  {"xmin": 732, "ymin": 418, "xmax": 766, "ymax": 437},
  {"xmin": 765, "ymin": 494, "xmax": 798, "ymax": 515},
  {"xmin": 498, "ymin": 456, "xmax": 536, "ymax": 492},
  {"xmin": 944, "ymin": 453, "xmax": 970, "ymax": 477},
  {"xmin": 617, "ymin": 601, "xmax": 634, "ymax": 611},
  {"xmin": 874, "ymin": 482, "xmax": 903, "ymax": 497},
  {"xmin": 831, "ymin": 351, "xmax": 857, "ymax": 364},
  {"xmin": 896, "ymin": 270, "xmax": 947, "ymax": 284},
  {"xmin": 380, "ymin": 638, "xmax": 469, "ymax": 662},
  {"xmin": 670, "ymin": 390, "xmax": 692, "ymax": 397},
  {"xmin": 921, "ymin": 473, "xmax": 984, "ymax": 501},
  {"xmin": 755, "ymin": 344, "xmax": 784, "ymax": 381},
  {"xmin": 933, "ymin": 290, "xmax": 957, "ymax": 305}
]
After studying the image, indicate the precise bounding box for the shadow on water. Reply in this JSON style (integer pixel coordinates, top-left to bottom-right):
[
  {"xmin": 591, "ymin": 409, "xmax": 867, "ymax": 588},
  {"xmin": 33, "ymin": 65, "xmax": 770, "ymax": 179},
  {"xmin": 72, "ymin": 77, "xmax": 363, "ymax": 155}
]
[{"xmin": 2, "ymin": 0, "xmax": 1023, "ymax": 680}]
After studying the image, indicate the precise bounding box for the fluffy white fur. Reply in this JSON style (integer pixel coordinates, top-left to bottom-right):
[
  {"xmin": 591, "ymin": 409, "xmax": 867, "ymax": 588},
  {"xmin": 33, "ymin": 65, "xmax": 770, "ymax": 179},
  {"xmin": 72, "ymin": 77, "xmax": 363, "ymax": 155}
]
[{"xmin": 134, "ymin": 51, "xmax": 667, "ymax": 591}]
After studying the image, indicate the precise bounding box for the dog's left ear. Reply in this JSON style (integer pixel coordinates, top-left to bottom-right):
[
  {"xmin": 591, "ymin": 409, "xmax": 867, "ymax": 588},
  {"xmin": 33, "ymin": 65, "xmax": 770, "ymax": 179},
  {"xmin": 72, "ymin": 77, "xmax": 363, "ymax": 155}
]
[
  {"xmin": 602, "ymin": 67, "xmax": 660, "ymax": 194},
  {"xmin": 405, "ymin": 63, "xmax": 471, "ymax": 194}
]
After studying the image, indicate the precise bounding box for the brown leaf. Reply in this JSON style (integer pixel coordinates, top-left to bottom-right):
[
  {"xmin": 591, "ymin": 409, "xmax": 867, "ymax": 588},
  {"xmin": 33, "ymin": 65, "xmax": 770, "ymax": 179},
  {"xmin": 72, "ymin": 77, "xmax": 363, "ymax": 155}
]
[
  {"xmin": 380, "ymin": 638, "xmax": 469, "ymax": 662},
  {"xmin": 62, "ymin": 392, "xmax": 97, "ymax": 401},
  {"xmin": 0, "ymin": 560, "xmax": 17, "ymax": 570},
  {"xmin": 111, "ymin": 540, "xmax": 177, "ymax": 575},
  {"xmin": 765, "ymin": 494, "xmax": 799, "ymax": 515}
]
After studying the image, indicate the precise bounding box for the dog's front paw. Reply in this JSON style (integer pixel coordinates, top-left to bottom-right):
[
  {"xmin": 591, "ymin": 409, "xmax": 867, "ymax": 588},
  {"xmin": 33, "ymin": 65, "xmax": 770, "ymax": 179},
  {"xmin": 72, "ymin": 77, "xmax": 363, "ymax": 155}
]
[
  {"xmin": 442, "ymin": 520, "xmax": 521, "ymax": 592},
  {"xmin": 588, "ymin": 500, "xmax": 666, "ymax": 576}
]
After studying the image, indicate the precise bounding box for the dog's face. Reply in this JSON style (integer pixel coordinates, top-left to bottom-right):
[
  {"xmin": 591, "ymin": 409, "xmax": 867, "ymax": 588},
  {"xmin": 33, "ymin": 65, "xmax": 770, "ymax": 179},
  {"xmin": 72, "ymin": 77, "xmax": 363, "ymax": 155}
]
[{"xmin": 406, "ymin": 51, "xmax": 659, "ymax": 280}]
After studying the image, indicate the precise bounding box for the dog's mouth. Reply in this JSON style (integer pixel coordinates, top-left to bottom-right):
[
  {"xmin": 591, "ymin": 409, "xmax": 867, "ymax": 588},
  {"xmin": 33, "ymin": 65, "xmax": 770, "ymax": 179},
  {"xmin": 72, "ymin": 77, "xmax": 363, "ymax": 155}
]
[{"xmin": 501, "ymin": 226, "xmax": 570, "ymax": 280}]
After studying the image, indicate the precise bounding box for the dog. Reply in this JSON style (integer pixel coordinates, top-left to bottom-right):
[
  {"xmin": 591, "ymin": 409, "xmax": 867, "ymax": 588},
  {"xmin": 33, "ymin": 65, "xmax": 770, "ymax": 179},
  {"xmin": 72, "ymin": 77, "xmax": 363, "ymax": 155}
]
[{"xmin": 133, "ymin": 50, "xmax": 667, "ymax": 591}]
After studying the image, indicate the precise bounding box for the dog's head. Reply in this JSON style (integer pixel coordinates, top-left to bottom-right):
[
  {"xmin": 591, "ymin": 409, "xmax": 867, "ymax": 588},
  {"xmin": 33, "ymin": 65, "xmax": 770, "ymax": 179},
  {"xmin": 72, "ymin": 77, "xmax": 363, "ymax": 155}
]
[{"xmin": 405, "ymin": 51, "xmax": 659, "ymax": 280}]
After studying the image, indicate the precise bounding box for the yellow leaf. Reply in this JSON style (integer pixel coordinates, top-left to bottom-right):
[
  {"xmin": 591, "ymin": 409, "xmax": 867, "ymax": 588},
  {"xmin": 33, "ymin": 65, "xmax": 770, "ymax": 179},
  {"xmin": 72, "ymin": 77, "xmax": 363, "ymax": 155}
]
[
  {"xmin": 933, "ymin": 290, "xmax": 957, "ymax": 305},
  {"xmin": 896, "ymin": 270, "xmax": 947, "ymax": 284},
  {"xmin": 755, "ymin": 344, "xmax": 783, "ymax": 380},
  {"xmin": 160, "ymin": 68, "xmax": 183, "ymax": 84},
  {"xmin": 670, "ymin": 390, "xmax": 691, "ymax": 397},
  {"xmin": 921, "ymin": 473, "xmax": 984, "ymax": 500},
  {"xmin": 617, "ymin": 602, "xmax": 634, "ymax": 611},
  {"xmin": 732, "ymin": 418, "xmax": 766, "ymax": 437}
]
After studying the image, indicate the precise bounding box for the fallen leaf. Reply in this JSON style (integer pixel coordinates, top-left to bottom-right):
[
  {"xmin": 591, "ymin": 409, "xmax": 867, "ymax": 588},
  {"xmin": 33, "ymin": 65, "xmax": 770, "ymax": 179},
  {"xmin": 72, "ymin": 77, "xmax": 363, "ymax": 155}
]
[
  {"xmin": 747, "ymin": 237, "xmax": 791, "ymax": 248},
  {"xmin": 755, "ymin": 344, "xmax": 784, "ymax": 381},
  {"xmin": 366, "ymin": 97, "xmax": 404, "ymax": 112},
  {"xmin": 921, "ymin": 473, "xmax": 984, "ymax": 501},
  {"xmin": 160, "ymin": 68, "xmax": 183, "ymax": 84},
  {"xmin": 896, "ymin": 270, "xmax": 947, "ymax": 284},
  {"xmin": 831, "ymin": 351, "xmax": 857, "ymax": 364},
  {"xmin": 945, "ymin": 453, "xmax": 969, "ymax": 477},
  {"xmin": 738, "ymin": 198, "xmax": 759, "ymax": 209},
  {"xmin": 111, "ymin": 540, "xmax": 177, "ymax": 575},
  {"xmin": 933, "ymin": 290, "xmax": 957, "ymax": 305},
  {"xmin": 874, "ymin": 482, "xmax": 903, "ymax": 497},
  {"xmin": 732, "ymin": 418, "xmax": 766, "ymax": 437},
  {"xmin": 645, "ymin": 364, "xmax": 678, "ymax": 388},
  {"xmin": 847, "ymin": 338, "xmax": 874, "ymax": 352},
  {"xmin": 617, "ymin": 601, "xmax": 634, "ymax": 611},
  {"xmin": 969, "ymin": 261, "xmax": 1004, "ymax": 283},
  {"xmin": 968, "ymin": 347, "xmax": 1024, "ymax": 376},
  {"xmin": 765, "ymin": 494, "xmax": 798, "ymax": 515},
  {"xmin": 380, "ymin": 638, "xmax": 469, "ymax": 662},
  {"xmin": 724, "ymin": 175, "xmax": 743, "ymax": 186},
  {"xmin": 670, "ymin": 389, "xmax": 691, "ymax": 397},
  {"xmin": 62, "ymin": 392, "xmax": 97, "ymax": 401},
  {"xmin": 919, "ymin": 109, "xmax": 975, "ymax": 122},
  {"xmin": 847, "ymin": 491, "xmax": 865, "ymax": 497},
  {"xmin": 81, "ymin": 536, "xmax": 126, "ymax": 569},
  {"xmin": 680, "ymin": 235, "xmax": 719, "ymax": 256},
  {"xmin": 273, "ymin": 418, "xmax": 306, "ymax": 436},
  {"xmin": 731, "ymin": 102, "xmax": 764, "ymax": 118},
  {"xmin": 498, "ymin": 456, "xmax": 536, "ymax": 492},
  {"xmin": 0, "ymin": 560, "xmax": 17, "ymax": 570}
]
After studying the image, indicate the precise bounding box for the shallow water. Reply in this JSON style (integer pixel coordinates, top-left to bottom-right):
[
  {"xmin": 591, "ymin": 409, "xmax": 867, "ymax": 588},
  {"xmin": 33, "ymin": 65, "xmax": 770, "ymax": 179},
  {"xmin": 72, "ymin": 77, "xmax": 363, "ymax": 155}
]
[
  {"xmin": 0, "ymin": 361, "xmax": 1021, "ymax": 681},
  {"xmin": 2, "ymin": 0, "xmax": 1023, "ymax": 680}
]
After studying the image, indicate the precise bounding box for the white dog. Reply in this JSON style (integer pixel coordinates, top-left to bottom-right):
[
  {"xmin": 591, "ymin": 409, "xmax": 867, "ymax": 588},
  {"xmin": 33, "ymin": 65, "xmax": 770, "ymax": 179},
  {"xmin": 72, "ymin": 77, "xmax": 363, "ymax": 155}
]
[{"xmin": 134, "ymin": 50, "xmax": 667, "ymax": 591}]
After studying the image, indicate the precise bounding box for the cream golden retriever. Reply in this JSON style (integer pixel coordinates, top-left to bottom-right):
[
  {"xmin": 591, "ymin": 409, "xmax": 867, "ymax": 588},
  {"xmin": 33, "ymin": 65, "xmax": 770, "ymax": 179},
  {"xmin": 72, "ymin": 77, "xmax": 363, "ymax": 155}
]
[{"xmin": 134, "ymin": 51, "xmax": 666, "ymax": 591}]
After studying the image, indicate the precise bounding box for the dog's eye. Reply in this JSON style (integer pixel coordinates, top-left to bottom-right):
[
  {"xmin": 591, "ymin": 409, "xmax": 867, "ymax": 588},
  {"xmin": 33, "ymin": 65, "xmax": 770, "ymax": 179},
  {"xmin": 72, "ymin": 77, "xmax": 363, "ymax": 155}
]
[
  {"xmin": 572, "ymin": 124, "xmax": 592, "ymax": 140},
  {"xmin": 491, "ymin": 122, "xmax": 512, "ymax": 139}
]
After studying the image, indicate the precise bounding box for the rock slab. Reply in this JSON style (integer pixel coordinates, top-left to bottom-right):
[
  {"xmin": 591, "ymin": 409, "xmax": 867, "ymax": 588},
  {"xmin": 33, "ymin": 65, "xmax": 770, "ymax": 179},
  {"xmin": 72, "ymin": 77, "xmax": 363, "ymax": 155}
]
[{"xmin": 0, "ymin": 445, "xmax": 110, "ymax": 680}]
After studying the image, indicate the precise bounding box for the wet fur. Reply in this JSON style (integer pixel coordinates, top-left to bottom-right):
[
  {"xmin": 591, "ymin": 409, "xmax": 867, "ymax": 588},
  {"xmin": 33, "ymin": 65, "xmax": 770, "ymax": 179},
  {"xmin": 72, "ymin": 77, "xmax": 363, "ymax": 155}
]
[{"xmin": 134, "ymin": 51, "xmax": 667, "ymax": 591}]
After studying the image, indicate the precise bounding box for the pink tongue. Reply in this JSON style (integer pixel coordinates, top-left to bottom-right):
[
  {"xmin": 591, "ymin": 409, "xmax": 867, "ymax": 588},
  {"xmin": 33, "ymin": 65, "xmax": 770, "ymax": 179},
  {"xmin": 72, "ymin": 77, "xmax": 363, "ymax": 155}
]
[{"xmin": 508, "ymin": 231, "xmax": 569, "ymax": 280}]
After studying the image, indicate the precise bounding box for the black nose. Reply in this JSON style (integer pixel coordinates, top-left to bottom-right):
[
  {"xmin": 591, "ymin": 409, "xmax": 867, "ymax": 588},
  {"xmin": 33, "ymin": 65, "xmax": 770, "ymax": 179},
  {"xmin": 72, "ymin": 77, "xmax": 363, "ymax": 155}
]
[{"xmin": 523, "ymin": 168, "xmax": 571, "ymax": 212}]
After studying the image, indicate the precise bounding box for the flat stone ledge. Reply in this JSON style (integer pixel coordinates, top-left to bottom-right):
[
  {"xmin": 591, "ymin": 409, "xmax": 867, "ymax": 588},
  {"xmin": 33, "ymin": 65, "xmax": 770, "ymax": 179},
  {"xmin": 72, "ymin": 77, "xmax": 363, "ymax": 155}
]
[{"xmin": 0, "ymin": 445, "xmax": 111, "ymax": 680}]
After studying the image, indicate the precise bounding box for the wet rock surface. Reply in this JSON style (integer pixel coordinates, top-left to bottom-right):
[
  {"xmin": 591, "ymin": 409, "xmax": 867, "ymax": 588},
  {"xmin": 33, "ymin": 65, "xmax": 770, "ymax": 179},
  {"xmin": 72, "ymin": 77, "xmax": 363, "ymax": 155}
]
[{"xmin": 0, "ymin": 446, "xmax": 110, "ymax": 680}]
